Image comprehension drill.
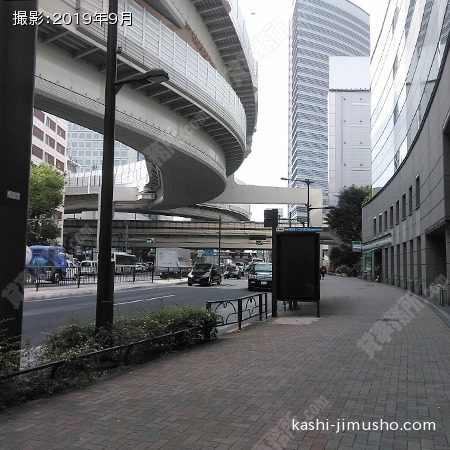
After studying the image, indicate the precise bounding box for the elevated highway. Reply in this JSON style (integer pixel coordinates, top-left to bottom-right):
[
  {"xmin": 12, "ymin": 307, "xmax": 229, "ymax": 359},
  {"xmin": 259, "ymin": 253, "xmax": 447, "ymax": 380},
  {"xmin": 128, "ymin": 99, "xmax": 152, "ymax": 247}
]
[
  {"xmin": 64, "ymin": 217, "xmax": 343, "ymax": 254},
  {"xmin": 35, "ymin": 0, "xmax": 257, "ymax": 215}
]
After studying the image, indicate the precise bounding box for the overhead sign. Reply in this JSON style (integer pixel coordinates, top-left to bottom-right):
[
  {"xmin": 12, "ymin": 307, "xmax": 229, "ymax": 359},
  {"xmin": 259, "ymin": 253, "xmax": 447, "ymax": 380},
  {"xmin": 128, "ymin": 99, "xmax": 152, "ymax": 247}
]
[{"xmin": 277, "ymin": 227, "xmax": 324, "ymax": 233}]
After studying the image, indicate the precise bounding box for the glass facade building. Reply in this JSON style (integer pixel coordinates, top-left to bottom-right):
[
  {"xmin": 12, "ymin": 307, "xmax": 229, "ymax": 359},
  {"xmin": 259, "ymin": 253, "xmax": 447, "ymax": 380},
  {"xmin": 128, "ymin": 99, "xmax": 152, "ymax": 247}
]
[
  {"xmin": 361, "ymin": 0, "xmax": 450, "ymax": 296},
  {"xmin": 66, "ymin": 123, "xmax": 143, "ymax": 174},
  {"xmin": 371, "ymin": 0, "xmax": 450, "ymax": 191},
  {"xmin": 289, "ymin": 0, "xmax": 369, "ymax": 221}
]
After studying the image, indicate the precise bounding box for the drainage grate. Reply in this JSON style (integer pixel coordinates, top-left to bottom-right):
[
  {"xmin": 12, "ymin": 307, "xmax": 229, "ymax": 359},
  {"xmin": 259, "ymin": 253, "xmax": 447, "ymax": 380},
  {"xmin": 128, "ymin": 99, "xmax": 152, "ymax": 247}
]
[{"xmin": 377, "ymin": 317, "xmax": 400, "ymax": 322}]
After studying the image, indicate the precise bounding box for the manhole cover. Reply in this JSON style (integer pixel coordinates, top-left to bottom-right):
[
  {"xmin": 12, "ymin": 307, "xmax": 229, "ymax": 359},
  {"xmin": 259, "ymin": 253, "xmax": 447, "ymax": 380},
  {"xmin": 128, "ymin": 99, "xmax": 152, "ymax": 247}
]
[{"xmin": 273, "ymin": 317, "xmax": 320, "ymax": 325}]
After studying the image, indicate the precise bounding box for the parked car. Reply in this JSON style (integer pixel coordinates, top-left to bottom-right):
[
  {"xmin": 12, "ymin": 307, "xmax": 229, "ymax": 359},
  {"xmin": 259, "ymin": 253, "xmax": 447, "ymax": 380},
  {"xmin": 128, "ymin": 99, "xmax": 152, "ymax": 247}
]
[
  {"xmin": 248, "ymin": 262, "xmax": 272, "ymax": 291},
  {"xmin": 224, "ymin": 265, "xmax": 241, "ymax": 279},
  {"xmin": 187, "ymin": 263, "xmax": 222, "ymax": 286},
  {"xmin": 80, "ymin": 260, "xmax": 98, "ymax": 276}
]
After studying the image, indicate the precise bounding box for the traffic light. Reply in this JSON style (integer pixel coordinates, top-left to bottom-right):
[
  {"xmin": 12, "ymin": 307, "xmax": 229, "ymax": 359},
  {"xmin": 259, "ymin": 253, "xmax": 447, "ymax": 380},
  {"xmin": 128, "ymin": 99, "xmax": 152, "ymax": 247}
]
[
  {"xmin": 147, "ymin": 237, "xmax": 156, "ymax": 243},
  {"xmin": 256, "ymin": 240, "xmax": 263, "ymax": 245}
]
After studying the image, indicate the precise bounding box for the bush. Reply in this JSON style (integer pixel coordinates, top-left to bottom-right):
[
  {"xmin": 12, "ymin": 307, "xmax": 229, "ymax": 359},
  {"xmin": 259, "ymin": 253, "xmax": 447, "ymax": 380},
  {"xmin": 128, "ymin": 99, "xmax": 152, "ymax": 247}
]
[{"xmin": 0, "ymin": 306, "xmax": 220, "ymax": 410}]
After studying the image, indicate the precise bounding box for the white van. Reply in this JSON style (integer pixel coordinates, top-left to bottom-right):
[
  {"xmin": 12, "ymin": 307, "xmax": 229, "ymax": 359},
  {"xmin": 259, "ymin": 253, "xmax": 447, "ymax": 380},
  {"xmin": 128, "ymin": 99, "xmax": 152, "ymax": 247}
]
[{"xmin": 80, "ymin": 260, "xmax": 98, "ymax": 275}]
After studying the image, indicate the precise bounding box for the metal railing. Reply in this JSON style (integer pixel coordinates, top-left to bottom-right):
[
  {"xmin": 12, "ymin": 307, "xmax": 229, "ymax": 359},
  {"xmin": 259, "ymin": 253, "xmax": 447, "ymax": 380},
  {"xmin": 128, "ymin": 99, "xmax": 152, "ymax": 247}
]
[
  {"xmin": 24, "ymin": 266, "xmax": 157, "ymax": 290},
  {"xmin": 0, "ymin": 324, "xmax": 215, "ymax": 383},
  {"xmin": 206, "ymin": 293, "xmax": 268, "ymax": 330}
]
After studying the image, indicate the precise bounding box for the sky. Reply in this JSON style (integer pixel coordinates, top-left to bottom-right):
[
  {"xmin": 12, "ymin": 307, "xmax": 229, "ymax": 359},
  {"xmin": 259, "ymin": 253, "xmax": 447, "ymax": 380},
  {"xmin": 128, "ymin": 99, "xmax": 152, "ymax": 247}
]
[{"xmin": 233, "ymin": 0, "xmax": 389, "ymax": 221}]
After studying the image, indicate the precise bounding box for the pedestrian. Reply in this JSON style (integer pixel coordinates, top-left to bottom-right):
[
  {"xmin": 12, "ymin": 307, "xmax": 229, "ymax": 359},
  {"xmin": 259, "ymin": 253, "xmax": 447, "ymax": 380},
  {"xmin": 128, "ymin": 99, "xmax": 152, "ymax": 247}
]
[
  {"xmin": 320, "ymin": 266, "xmax": 326, "ymax": 279},
  {"xmin": 149, "ymin": 262, "xmax": 155, "ymax": 282}
]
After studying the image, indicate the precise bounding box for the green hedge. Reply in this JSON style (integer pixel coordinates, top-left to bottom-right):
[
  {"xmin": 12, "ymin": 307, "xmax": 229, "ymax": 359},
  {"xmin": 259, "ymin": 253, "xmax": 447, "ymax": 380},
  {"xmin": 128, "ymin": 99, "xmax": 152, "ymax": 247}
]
[{"xmin": 0, "ymin": 306, "xmax": 220, "ymax": 409}]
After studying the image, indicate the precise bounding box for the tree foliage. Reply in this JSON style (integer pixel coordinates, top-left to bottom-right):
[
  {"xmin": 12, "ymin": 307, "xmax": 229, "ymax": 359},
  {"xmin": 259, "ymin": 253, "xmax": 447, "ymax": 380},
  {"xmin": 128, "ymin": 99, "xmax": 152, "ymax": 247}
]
[
  {"xmin": 325, "ymin": 185, "xmax": 371, "ymax": 244},
  {"xmin": 27, "ymin": 164, "xmax": 65, "ymax": 246}
]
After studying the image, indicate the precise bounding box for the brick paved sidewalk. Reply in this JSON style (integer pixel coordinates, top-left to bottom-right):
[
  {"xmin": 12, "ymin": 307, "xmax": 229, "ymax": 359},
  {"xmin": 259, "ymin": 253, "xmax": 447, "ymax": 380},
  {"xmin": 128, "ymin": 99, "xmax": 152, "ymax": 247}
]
[{"xmin": 1, "ymin": 276, "xmax": 449, "ymax": 449}]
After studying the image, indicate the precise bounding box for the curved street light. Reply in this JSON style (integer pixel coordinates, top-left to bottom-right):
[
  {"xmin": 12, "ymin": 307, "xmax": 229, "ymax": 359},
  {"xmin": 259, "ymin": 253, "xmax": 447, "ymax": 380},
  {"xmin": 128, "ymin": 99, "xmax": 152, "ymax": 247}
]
[{"xmin": 96, "ymin": 0, "xmax": 169, "ymax": 331}]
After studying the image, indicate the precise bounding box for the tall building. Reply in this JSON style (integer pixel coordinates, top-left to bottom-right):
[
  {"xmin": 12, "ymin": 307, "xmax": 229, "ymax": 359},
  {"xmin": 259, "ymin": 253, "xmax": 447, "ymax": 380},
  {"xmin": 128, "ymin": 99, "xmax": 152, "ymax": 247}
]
[
  {"xmin": 32, "ymin": 109, "xmax": 67, "ymax": 172},
  {"xmin": 327, "ymin": 56, "xmax": 371, "ymax": 205},
  {"xmin": 31, "ymin": 110, "xmax": 68, "ymax": 242},
  {"xmin": 66, "ymin": 124, "xmax": 142, "ymax": 174},
  {"xmin": 289, "ymin": 0, "xmax": 370, "ymax": 221},
  {"xmin": 361, "ymin": 0, "xmax": 450, "ymax": 297}
]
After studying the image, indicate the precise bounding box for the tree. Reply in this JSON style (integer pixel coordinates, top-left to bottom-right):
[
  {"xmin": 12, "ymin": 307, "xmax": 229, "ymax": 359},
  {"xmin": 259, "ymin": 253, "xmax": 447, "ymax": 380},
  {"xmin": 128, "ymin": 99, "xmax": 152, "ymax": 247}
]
[
  {"xmin": 325, "ymin": 185, "xmax": 371, "ymax": 244},
  {"xmin": 325, "ymin": 185, "xmax": 371, "ymax": 269},
  {"xmin": 27, "ymin": 164, "xmax": 65, "ymax": 246}
]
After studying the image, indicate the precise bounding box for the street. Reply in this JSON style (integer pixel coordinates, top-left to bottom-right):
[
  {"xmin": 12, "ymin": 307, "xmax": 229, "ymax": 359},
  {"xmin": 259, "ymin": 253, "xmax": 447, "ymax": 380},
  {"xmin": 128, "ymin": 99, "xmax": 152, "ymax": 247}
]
[{"xmin": 22, "ymin": 277, "xmax": 269, "ymax": 346}]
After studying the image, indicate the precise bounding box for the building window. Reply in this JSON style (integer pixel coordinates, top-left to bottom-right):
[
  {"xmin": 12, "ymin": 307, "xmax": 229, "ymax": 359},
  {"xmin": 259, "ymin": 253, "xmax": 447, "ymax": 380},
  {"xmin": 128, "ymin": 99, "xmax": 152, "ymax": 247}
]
[
  {"xmin": 34, "ymin": 109, "xmax": 45, "ymax": 123},
  {"xmin": 384, "ymin": 210, "xmax": 388, "ymax": 231},
  {"xmin": 408, "ymin": 185, "xmax": 413, "ymax": 215},
  {"xmin": 31, "ymin": 144, "xmax": 43, "ymax": 159},
  {"xmin": 402, "ymin": 193, "xmax": 407, "ymax": 220},
  {"xmin": 45, "ymin": 153, "xmax": 54, "ymax": 165},
  {"xmin": 57, "ymin": 126, "xmax": 66, "ymax": 139},
  {"xmin": 396, "ymin": 200, "xmax": 400, "ymax": 224},
  {"xmin": 389, "ymin": 205, "xmax": 394, "ymax": 228},
  {"xmin": 45, "ymin": 135, "xmax": 55, "ymax": 148},
  {"xmin": 373, "ymin": 217, "xmax": 377, "ymax": 235},
  {"xmin": 56, "ymin": 143, "xmax": 65, "ymax": 155},
  {"xmin": 33, "ymin": 125, "xmax": 44, "ymax": 141},
  {"xmin": 379, "ymin": 214, "xmax": 382, "ymax": 233},
  {"xmin": 46, "ymin": 116, "xmax": 56, "ymax": 131},
  {"xmin": 415, "ymin": 175, "xmax": 420, "ymax": 208},
  {"xmin": 55, "ymin": 159, "xmax": 65, "ymax": 172}
]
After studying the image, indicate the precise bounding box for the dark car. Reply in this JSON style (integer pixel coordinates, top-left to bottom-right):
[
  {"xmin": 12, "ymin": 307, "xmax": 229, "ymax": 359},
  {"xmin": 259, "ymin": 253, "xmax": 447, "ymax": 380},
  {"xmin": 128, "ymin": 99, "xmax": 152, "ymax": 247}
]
[
  {"xmin": 188, "ymin": 263, "xmax": 222, "ymax": 286},
  {"xmin": 224, "ymin": 265, "xmax": 241, "ymax": 279},
  {"xmin": 248, "ymin": 262, "xmax": 272, "ymax": 291}
]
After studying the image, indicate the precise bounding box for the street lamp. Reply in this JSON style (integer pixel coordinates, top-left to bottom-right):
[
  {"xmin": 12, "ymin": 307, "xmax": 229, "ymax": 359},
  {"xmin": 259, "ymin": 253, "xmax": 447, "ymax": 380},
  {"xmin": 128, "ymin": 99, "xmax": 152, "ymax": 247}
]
[
  {"xmin": 96, "ymin": 0, "xmax": 169, "ymax": 331},
  {"xmin": 281, "ymin": 177, "xmax": 314, "ymax": 226}
]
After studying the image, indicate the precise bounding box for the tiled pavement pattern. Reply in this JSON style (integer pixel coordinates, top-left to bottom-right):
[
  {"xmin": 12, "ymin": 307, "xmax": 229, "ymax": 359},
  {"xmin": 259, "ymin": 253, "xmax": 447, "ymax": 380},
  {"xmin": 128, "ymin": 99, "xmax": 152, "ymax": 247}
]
[{"xmin": 1, "ymin": 276, "xmax": 449, "ymax": 449}]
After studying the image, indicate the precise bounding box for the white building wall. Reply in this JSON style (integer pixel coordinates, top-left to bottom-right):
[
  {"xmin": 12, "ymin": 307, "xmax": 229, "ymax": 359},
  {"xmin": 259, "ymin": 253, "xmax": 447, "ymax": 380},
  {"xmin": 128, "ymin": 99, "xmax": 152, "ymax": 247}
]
[{"xmin": 328, "ymin": 57, "xmax": 371, "ymax": 206}]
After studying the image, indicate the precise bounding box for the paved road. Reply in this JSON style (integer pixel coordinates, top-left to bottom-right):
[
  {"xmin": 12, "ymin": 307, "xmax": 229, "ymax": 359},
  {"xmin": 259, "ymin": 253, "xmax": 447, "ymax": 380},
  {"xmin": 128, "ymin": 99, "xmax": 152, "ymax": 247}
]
[
  {"xmin": 1, "ymin": 276, "xmax": 450, "ymax": 449},
  {"xmin": 22, "ymin": 277, "xmax": 259, "ymax": 345}
]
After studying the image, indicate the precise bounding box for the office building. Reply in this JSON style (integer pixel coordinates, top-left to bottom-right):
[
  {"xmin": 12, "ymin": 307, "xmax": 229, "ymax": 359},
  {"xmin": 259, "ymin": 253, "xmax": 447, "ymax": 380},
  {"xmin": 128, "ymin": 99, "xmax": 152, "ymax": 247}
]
[
  {"xmin": 66, "ymin": 124, "xmax": 142, "ymax": 173},
  {"xmin": 328, "ymin": 56, "xmax": 371, "ymax": 205},
  {"xmin": 289, "ymin": 0, "xmax": 370, "ymax": 221},
  {"xmin": 361, "ymin": 0, "xmax": 450, "ymax": 299}
]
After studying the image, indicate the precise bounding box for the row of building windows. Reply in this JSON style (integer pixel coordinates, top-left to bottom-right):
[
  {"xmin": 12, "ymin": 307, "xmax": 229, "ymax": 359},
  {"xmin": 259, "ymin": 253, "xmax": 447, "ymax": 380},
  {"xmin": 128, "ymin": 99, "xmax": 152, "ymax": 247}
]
[
  {"xmin": 373, "ymin": 175, "xmax": 421, "ymax": 235},
  {"xmin": 31, "ymin": 144, "xmax": 65, "ymax": 171},
  {"xmin": 33, "ymin": 110, "xmax": 66, "ymax": 139},
  {"xmin": 33, "ymin": 125, "xmax": 66, "ymax": 154}
]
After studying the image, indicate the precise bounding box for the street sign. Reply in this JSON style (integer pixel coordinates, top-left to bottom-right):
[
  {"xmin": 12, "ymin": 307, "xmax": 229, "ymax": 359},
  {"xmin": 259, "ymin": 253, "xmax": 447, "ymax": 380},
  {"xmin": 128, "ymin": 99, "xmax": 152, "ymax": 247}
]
[
  {"xmin": 352, "ymin": 241, "xmax": 362, "ymax": 252},
  {"xmin": 147, "ymin": 237, "xmax": 156, "ymax": 243},
  {"xmin": 277, "ymin": 227, "xmax": 324, "ymax": 233}
]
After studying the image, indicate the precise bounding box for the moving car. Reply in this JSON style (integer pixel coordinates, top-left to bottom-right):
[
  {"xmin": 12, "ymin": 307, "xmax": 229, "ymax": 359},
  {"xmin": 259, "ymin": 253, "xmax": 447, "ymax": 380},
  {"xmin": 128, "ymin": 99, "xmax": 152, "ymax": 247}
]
[
  {"xmin": 248, "ymin": 262, "xmax": 272, "ymax": 291},
  {"xmin": 234, "ymin": 262, "xmax": 245, "ymax": 276},
  {"xmin": 224, "ymin": 265, "xmax": 241, "ymax": 279},
  {"xmin": 188, "ymin": 263, "xmax": 222, "ymax": 286},
  {"xmin": 135, "ymin": 263, "xmax": 147, "ymax": 272}
]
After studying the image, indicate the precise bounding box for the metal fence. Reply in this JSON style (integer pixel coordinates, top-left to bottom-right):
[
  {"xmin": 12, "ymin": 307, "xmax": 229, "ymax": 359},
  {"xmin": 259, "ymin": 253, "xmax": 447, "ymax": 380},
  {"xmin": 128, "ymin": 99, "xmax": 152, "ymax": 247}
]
[
  {"xmin": 206, "ymin": 293, "xmax": 268, "ymax": 330},
  {"xmin": 24, "ymin": 265, "xmax": 157, "ymax": 290}
]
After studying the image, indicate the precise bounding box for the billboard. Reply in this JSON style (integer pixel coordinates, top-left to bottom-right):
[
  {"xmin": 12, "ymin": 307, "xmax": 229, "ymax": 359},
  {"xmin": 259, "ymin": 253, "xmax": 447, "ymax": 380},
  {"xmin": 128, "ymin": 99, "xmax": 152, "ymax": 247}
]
[{"xmin": 275, "ymin": 231, "xmax": 320, "ymax": 315}]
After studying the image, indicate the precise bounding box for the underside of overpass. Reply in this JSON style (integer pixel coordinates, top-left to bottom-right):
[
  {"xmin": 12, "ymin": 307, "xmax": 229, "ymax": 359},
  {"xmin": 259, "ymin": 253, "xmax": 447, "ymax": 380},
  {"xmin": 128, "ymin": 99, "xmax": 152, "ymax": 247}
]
[{"xmin": 64, "ymin": 218, "xmax": 343, "ymax": 255}]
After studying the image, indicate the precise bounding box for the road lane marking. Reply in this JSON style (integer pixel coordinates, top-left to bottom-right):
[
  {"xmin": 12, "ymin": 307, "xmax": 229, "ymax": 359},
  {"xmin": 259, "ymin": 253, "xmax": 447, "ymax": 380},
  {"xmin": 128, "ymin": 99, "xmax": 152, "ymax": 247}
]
[{"xmin": 115, "ymin": 294, "xmax": 175, "ymax": 306}]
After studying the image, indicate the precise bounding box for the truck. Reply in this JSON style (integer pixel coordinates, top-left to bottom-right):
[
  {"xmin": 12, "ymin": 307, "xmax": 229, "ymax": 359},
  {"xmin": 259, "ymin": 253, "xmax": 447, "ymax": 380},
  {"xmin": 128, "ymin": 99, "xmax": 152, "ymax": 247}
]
[
  {"xmin": 25, "ymin": 245, "xmax": 69, "ymax": 283},
  {"xmin": 155, "ymin": 248, "xmax": 191, "ymax": 278}
]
